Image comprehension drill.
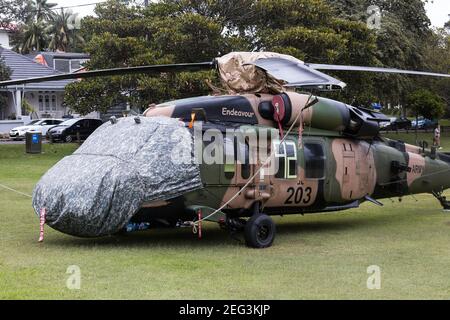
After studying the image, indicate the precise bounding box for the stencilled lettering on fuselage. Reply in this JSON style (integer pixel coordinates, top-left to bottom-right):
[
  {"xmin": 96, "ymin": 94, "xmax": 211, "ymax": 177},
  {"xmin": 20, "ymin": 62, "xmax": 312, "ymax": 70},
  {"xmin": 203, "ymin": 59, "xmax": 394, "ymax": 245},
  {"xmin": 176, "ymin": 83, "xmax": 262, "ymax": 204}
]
[
  {"xmin": 407, "ymin": 152, "xmax": 426, "ymax": 187},
  {"xmin": 222, "ymin": 107, "xmax": 255, "ymax": 118}
]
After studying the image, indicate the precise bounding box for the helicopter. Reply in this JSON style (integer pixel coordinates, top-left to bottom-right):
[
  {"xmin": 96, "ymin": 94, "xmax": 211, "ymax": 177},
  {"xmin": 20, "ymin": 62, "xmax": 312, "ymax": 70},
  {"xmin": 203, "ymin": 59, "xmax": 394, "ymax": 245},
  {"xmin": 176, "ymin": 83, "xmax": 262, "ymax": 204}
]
[{"xmin": 1, "ymin": 51, "xmax": 450, "ymax": 248}]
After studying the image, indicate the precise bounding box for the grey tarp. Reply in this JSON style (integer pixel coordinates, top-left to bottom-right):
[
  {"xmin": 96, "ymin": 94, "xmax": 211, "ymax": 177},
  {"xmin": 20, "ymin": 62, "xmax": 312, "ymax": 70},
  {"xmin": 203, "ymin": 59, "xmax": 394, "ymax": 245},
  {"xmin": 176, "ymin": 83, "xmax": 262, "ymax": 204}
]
[{"xmin": 32, "ymin": 116, "xmax": 202, "ymax": 237}]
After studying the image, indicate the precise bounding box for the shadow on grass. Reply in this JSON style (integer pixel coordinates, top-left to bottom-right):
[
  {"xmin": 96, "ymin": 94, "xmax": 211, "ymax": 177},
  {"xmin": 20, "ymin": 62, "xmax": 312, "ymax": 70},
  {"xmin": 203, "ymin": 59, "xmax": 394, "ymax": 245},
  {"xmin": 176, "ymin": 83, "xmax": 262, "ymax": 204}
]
[{"xmin": 42, "ymin": 212, "xmax": 403, "ymax": 249}]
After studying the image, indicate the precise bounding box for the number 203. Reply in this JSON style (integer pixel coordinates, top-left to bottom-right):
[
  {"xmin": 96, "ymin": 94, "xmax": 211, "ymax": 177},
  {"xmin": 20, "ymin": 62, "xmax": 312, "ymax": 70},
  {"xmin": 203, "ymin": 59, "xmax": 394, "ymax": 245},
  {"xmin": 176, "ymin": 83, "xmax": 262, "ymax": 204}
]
[{"xmin": 285, "ymin": 186, "xmax": 312, "ymax": 205}]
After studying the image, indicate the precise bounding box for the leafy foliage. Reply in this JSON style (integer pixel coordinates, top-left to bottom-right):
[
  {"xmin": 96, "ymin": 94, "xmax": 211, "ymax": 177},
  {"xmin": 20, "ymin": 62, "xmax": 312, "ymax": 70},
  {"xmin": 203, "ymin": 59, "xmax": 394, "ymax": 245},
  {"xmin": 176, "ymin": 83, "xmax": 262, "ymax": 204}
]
[
  {"xmin": 46, "ymin": 9, "xmax": 84, "ymax": 52},
  {"xmin": 407, "ymin": 89, "xmax": 446, "ymax": 120},
  {"xmin": 10, "ymin": 0, "xmax": 84, "ymax": 53},
  {"xmin": 0, "ymin": 0, "xmax": 28, "ymax": 29},
  {"xmin": 417, "ymin": 28, "xmax": 450, "ymax": 117},
  {"xmin": 27, "ymin": 0, "xmax": 57, "ymax": 22},
  {"xmin": 13, "ymin": 19, "xmax": 47, "ymax": 52},
  {"xmin": 327, "ymin": 0, "xmax": 448, "ymax": 112},
  {"xmin": 65, "ymin": 0, "xmax": 381, "ymax": 114}
]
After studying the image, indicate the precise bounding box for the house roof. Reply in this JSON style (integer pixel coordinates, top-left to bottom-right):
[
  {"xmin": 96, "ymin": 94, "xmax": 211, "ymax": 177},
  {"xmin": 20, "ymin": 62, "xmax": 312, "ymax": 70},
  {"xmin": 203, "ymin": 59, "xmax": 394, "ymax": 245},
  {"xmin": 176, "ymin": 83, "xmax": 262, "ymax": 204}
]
[{"xmin": 0, "ymin": 47, "xmax": 73, "ymax": 91}]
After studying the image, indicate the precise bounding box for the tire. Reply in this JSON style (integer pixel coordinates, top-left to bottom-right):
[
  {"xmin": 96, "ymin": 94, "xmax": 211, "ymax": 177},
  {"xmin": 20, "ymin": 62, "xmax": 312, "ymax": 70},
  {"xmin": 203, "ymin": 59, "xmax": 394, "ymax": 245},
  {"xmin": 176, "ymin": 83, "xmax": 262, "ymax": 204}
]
[
  {"xmin": 65, "ymin": 135, "xmax": 72, "ymax": 143},
  {"xmin": 244, "ymin": 214, "xmax": 276, "ymax": 248}
]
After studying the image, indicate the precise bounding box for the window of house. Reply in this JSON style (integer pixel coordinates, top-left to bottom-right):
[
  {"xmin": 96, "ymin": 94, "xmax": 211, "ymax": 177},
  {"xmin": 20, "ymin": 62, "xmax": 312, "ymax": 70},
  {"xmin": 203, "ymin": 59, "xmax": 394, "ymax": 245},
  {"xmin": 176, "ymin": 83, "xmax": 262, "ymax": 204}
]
[
  {"xmin": 70, "ymin": 59, "xmax": 88, "ymax": 71},
  {"xmin": 44, "ymin": 95, "xmax": 51, "ymax": 111},
  {"xmin": 54, "ymin": 59, "xmax": 70, "ymax": 72},
  {"xmin": 54, "ymin": 59, "xmax": 88, "ymax": 72},
  {"xmin": 304, "ymin": 143, "xmax": 325, "ymax": 179},
  {"xmin": 38, "ymin": 92, "xmax": 58, "ymax": 112},
  {"xmin": 38, "ymin": 95, "xmax": 43, "ymax": 111},
  {"xmin": 51, "ymin": 95, "xmax": 57, "ymax": 111}
]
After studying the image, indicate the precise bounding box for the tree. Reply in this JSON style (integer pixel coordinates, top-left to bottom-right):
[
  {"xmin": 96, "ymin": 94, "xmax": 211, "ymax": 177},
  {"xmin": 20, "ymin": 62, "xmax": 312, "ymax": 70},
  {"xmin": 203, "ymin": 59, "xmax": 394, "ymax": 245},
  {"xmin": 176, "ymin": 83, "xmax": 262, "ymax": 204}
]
[
  {"xmin": 327, "ymin": 0, "xmax": 434, "ymax": 109},
  {"xmin": 65, "ymin": 0, "xmax": 380, "ymax": 114},
  {"xmin": 0, "ymin": 0, "xmax": 28, "ymax": 29},
  {"xmin": 46, "ymin": 9, "xmax": 84, "ymax": 52},
  {"xmin": 246, "ymin": 0, "xmax": 379, "ymax": 105},
  {"xmin": 10, "ymin": 0, "xmax": 84, "ymax": 53},
  {"xmin": 407, "ymin": 89, "xmax": 445, "ymax": 120},
  {"xmin": 14, "ymin": 19, "xmax": 47, "ymax": 53},
  {"xmin": 65, "ymin": 0, "xmax": 222, "ymax": 114},
  {"xmin": 418, "ymin": 27, "xmax": 450, "ymax": 117},
  {"xmin": 28, "ymin": 0, "xmax": 57, "ymax": 22}
]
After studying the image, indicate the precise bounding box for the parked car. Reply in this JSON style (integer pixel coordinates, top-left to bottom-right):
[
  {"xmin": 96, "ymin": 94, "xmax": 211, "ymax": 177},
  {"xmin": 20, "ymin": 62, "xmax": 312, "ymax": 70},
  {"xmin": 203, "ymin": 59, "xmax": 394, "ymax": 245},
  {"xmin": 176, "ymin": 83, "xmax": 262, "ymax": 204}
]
[
  {"xmin": 381, "ymin": 117, "xmax": 411, "ymax": 130},
  {"xmin": 411, "ymin": 117, "xmax": 437, "ymax": 129},
  {"xmin": 391, "ymin": 117, "xmax": 411, "ymax": 130},
  {"xmin": 47, "ymin": 118, "xmax": 103, "ymax": 142},
  {"xmin": 379, "ymin": 117, "xmax": 396, "ymax": 130},
  {"xmin": 9, "ymin": 118, "xmax": 63, "ymax": 140}
]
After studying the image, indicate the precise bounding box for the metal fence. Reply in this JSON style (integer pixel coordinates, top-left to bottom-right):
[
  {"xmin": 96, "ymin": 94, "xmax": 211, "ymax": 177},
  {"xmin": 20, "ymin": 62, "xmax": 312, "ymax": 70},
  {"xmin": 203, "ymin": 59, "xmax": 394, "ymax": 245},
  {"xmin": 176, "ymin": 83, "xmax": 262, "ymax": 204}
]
[{"xmin": 382, "ymin": 126, "xmax": 450, "ymax": 134}]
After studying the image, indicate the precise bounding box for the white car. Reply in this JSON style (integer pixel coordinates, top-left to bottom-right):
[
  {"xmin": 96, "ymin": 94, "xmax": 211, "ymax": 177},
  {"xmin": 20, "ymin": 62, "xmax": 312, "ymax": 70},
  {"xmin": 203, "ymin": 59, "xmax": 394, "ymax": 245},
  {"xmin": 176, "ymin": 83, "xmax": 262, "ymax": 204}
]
[
  {"xmin": 379, "ymin": 117, "xmax": 396, "ymax": 129},
  {"xmin": 9, "ymin": 119, "xmax": 64, "ymax": 140}
]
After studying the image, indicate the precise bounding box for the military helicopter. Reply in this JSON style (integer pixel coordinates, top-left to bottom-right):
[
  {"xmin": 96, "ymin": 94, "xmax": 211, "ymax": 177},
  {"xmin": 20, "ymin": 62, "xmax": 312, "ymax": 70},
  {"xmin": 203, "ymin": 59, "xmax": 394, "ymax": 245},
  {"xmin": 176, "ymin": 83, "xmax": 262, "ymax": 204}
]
[{"xmin": 1, "ymin": 52, "xmax": 450, "ymax": 248}]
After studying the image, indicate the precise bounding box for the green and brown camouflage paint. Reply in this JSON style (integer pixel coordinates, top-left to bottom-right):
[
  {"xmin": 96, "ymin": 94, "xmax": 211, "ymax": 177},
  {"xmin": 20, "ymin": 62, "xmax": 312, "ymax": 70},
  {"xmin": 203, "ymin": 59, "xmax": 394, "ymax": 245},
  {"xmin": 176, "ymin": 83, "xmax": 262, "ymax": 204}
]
[{"xmin": 140, "ymin": 92, "xmax": 450, "ymax": 218}]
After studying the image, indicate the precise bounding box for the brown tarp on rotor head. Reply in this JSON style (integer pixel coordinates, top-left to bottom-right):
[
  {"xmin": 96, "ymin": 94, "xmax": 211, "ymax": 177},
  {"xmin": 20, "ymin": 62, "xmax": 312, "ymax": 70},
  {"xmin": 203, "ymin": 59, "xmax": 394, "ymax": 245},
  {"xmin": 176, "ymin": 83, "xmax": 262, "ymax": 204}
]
[
  {"xmin": 216, "ymin": 52, "xmax": 296, "ymax": 94},
  {"xmin": 216, "ymin": 52, "xmax": 347, "ymax": 93}
]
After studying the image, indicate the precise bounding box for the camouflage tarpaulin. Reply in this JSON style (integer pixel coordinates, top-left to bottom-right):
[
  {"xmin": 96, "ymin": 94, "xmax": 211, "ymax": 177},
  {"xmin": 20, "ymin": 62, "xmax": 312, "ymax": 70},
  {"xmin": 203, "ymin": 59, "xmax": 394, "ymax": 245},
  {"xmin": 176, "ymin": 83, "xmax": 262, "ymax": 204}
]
[
  {"xmin": 216, "ymin": 51, "xmax": 290, "ymax": 94},
  {"xmin": 32, "ymin": 116, "xmax": 202, "ymax": 237}
]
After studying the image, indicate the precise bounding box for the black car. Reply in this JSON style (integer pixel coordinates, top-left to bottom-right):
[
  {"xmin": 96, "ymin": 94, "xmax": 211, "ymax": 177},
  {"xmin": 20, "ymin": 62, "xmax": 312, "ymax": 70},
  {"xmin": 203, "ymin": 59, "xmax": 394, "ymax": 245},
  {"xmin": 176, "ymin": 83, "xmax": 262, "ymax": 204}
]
[
  {"xmin": 385, "ymin": 117, "xmax": 411, "ymax": 130},
  {"xmin": 47, "ymin": 118, "xmax": 103, "ymax": 142}
]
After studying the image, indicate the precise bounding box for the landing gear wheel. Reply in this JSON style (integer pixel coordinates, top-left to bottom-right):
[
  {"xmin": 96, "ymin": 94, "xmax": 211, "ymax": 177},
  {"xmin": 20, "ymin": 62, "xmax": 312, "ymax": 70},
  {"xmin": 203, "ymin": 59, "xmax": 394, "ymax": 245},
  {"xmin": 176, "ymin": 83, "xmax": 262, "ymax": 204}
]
[
  {"xmin": 65, "ymin": 135, "xmax": 73, "ymax": 143},
  {"xmin": 244, "ymin": 214, "xmax": 275, "ymax": 248}
]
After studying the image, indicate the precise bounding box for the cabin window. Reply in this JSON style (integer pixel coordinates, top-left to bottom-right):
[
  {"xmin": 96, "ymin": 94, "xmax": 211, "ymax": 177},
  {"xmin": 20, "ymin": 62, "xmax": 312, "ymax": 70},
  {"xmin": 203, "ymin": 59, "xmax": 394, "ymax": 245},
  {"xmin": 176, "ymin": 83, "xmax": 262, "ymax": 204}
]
[
  {"xmin": 237, "ymin": 140, "xmax": 251, "ymax": 180},
  {"xmin": 274, "ymin": 141, "xmax": 297, "ymax": 179},
  {"xmin": 223, "ymin": 136, "xmax": 235, "ymax": 180},
  {"xmin": 286, "ymin": 142, "xmax": 297, "ymax": 178},
  {"xmin": 304, "ymin": 143, "xmax": 325, "ymax": 179},
  {"xmin": 241, "ymin": 142, "xmax": 251, "ymax": 179}
]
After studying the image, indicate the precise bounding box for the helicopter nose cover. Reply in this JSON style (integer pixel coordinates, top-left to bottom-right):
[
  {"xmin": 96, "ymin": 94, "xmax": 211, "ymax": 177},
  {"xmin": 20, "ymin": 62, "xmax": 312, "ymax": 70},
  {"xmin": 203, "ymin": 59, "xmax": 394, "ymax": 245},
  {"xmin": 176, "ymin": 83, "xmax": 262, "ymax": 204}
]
[{"xmin": 32, "ymin": 117, "xmax": 202, "ymax": 237}]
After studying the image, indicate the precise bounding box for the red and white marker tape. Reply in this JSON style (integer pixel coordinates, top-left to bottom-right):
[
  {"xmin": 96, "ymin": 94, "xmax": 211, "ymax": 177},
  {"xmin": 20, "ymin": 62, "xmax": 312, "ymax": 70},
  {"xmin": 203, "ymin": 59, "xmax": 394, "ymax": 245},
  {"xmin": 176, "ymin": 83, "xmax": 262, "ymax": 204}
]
[
  {"xmin": 197, "ymin": 209, "xmax": 202, "ymax": 239},
  {"xmin": 38, "ymin": 208, "xmax": 46, "ymax": 242}
]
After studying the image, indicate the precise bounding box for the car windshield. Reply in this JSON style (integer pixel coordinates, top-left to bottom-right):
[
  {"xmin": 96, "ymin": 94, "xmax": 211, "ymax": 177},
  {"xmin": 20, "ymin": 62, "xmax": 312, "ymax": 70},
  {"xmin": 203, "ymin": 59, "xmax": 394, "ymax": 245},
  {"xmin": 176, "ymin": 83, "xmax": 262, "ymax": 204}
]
[
  {"xmin": 59, "ymin": 119, "xmax": 80, "ymax": 126},
  {"xmin": 27, "ymin": 120, "xmax": 41, "ymax": 125}
]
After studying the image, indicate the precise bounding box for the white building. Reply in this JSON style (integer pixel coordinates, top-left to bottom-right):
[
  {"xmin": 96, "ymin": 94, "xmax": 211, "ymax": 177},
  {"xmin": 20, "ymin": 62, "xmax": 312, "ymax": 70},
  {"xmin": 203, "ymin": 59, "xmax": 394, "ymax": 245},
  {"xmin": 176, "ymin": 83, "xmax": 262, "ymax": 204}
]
[
  {"xmin": 0, "ymin": 28, "xmax": 12, "ymax": 49},
  {"xmin": 0, "ymin": 47, "xmax": 74, "ymax": 121}
]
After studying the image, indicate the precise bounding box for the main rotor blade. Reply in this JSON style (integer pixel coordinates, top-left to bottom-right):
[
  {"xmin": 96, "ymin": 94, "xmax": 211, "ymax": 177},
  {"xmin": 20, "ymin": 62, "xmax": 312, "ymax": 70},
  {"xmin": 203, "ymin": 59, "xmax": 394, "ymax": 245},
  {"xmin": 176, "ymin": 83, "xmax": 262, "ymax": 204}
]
[
  {"xmin": 0, "ymin": 61, "xmax": 215, "ymax": 87},
  {"xmin": 251, "ymin": 57, "xmax": 347, "ymax": 89},
  {"xmin": 307, "ymin": 64, "xmax": 450, "ymax": 78}
]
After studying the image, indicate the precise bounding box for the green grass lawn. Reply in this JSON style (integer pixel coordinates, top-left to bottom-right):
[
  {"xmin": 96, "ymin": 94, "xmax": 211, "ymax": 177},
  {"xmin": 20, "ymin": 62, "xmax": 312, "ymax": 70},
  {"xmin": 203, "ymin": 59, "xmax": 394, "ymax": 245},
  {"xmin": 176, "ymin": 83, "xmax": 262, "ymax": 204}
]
[{"xmin": 2, "ymin": 142, "xmax": 450, "ymax": 299}]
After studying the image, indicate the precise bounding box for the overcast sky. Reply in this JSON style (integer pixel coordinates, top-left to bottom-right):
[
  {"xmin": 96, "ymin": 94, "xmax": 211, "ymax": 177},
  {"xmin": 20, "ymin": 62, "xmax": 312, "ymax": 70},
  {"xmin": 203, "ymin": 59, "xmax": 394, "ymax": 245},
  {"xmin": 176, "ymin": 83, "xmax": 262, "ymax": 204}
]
[{"xmin": 54, "ymin": 0, "xmax": 449, "ymax": 28}]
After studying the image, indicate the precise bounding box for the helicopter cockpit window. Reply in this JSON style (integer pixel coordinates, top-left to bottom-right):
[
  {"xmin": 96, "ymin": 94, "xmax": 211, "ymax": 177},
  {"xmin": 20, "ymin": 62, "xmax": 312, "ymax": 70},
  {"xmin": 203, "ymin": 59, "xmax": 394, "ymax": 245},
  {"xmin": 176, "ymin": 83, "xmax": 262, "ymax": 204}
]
[
  {"xmin": 274, "ymin": 141, "xmax": 297, "ymax": 179},
  {"xmin": 304, "ymin": 143, "xmax": 325, "ymax": 179},
  {"xmin": 224, "ymin": 136, "xmax": 235, "ymax": 180}
]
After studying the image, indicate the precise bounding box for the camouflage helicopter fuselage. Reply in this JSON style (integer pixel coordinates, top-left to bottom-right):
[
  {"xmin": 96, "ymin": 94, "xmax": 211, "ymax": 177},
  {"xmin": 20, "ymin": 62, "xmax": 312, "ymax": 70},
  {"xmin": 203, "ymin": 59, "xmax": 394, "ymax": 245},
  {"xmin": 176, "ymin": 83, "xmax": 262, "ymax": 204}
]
[{"xmin": 133, "ymin": 92, "xmax": 450, "ymax": 223}]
